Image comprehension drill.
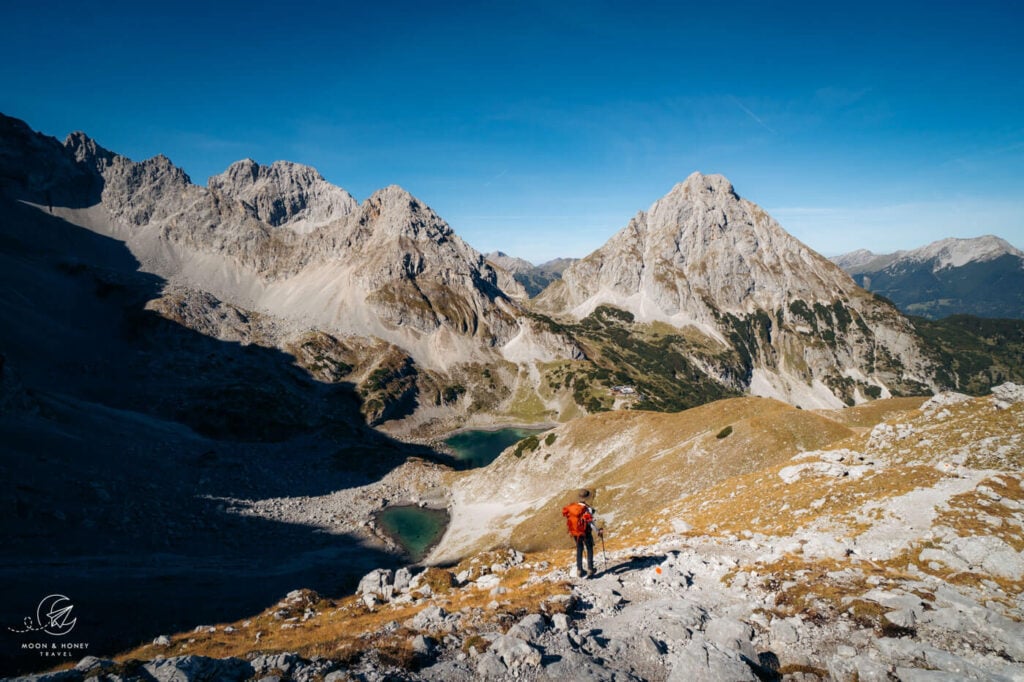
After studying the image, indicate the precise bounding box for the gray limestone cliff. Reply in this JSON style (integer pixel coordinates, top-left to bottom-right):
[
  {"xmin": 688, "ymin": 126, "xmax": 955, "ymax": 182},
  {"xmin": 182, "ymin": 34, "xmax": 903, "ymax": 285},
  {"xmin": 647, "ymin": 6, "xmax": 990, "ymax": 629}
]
[{"xmin": 535, "ymin": 172, "xmax": 936, "ymax": 407}]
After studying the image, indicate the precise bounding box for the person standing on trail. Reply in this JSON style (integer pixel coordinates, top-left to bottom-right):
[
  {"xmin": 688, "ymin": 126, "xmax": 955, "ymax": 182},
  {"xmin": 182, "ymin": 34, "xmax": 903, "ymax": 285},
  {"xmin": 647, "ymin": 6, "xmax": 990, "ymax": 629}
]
[{"xmin": 562, "ymin": 488, "xmax": 602, "ymax": 578}]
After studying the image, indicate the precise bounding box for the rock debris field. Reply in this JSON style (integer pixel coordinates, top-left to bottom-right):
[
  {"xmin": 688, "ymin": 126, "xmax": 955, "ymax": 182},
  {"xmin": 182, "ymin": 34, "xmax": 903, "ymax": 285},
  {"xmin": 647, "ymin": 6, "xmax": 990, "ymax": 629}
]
[{"xmin": 20, "ymin": 533, "xmax": 1024, "ymax": 681}]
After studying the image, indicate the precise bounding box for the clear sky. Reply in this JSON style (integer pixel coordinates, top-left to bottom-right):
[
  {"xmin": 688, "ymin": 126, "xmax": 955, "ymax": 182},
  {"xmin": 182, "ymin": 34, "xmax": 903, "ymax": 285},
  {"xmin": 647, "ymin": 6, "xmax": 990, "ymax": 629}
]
[{"xmin": 2, "ymin": 0, "xmax": 1022, "ymax": 263}]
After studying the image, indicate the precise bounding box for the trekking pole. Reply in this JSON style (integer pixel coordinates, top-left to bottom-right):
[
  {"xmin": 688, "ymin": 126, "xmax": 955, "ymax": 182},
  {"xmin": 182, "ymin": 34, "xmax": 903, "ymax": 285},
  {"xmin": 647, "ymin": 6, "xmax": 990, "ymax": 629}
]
[{"xmin": 600, "ymin": 530, "xmax": 607, "ymax": 571}]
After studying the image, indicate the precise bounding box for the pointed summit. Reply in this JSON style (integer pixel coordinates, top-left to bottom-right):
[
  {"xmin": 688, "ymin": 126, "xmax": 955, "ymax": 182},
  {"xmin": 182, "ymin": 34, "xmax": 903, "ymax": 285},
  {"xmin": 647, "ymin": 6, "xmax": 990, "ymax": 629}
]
[
  {"xmin": 543, "ymin": 172, "xmax": 843, "ymax": 320},
  {"xmin": 354, "ymin": 185, "xmax": 459, "ymax": 244},
  {"xmin": 537, "ymin": 173, "xmax": 934, "ymax": 408},
  {"xmin": 674, "ymin": 171, "xmax": 738, "ymax": 199},
  {"xmin": 63, "ymin": 130, "xmax": 115, "ymax": 168}
]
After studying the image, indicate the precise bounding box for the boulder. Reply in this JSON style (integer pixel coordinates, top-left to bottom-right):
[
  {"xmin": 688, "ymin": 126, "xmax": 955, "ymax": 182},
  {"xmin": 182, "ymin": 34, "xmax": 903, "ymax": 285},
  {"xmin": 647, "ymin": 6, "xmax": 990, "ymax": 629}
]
[
  {"xmin": 885, "ymin": 608, "xmax": 917, "ymax": 629},
  {"xmin": 704, "ymin": 617, "xmax": 757, "ymax": 662},
  {"xmin": 948, "ymin": 535, "xmax": 1024, "ymax": 580},
  {"xmin": 393, "ymin": 567, "xmax": 412, "ymax": 594},
  {"xmin": 992, "ymin": 382, "xmax": 1024, "ymax": 408},
  {"xmin": 852, "ymin": 656, "xmax": 892, "ymax": 682},
  {"xmin": 407, "ymin": 604, "xmax": 448, "ymax": 631},
  {"xmin": 143, "ymin": 655, "xmax": 253, "ymax": 682},
  {"xmin": 542, "ymin": 650, "xmax": 618, "ymax": 681},
  {"xmin": 356, "ymin": 568, "xmax": 394, "ymax": 599},
  {"xmin": 475, "ymin": 574, "xmax": 501, "ymax": 590},
  {"xmin": 666, "ymin": 635, "xmax": 757, "ymax": 682},
  {"xmin": 769, "ymin": 617, "xmax": 799, "ymax": 645},
  {"xmin": 411, "ymin": 634, "xmax": 435, "ymax": 657},
  {"xmin": 74, "ymin": 656, "xmax": 114, "ymax": 672},
  {"xmin": 490, "ymin": 634, "xmax": 542, "ymax": 669},
  {"xmin": 507, "ymin": 613, "xmax": 547, "ymax": 642},
  {"xmin": 476, "ymin": 650, "xmax": 507, "ymax": 678},
  {"xmin": 250, "ymin": 653, "xmax": 301, "ymax": 675}
]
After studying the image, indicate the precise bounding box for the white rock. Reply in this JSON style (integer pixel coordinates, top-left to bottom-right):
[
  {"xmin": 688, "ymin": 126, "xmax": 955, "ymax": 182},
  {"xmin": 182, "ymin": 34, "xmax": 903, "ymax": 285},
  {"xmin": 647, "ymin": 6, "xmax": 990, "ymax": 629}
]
[
  {"xmin": 411, "ymin": 634, "xmax": 434, "ymax": 657},
  {"xmin": 770, "ymin": 618, "xmax": 799, "ymax": 645},
  {"xmin": 666, "ymin": 634, "xmax": 757, "ymax": 681},
  {"xmin": 921, "ymin": 392, "xmax": 972, "ymax": 413},
  {"xmin": 704, "ymin": 617, "xmax": 756, "ymax": 662},
  {"xmin": 507, "ymin": 613, "xmax": 547, "ymax": 642},
  {"xmin": 490, "ymin": 634, "xmax": 542, "ymax": 668},
  {"xmin": 474, "ymin": 574, "xmax": 502, "ymax": 590},
  {"xmin": 992, "ymin": 382, "xmax": 1024, "ymax": 408}
]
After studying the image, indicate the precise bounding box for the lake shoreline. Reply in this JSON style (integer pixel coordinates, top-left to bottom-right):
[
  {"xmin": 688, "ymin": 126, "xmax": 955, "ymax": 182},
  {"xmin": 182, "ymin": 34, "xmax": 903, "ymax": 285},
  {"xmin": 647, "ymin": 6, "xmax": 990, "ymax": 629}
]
[
  {"xmin": 443, "ymin": 421, "xmax": 557, "ymax": 437},
  {"xmin": 372, "ymin": 505, "xmax": 450, "ymax": 563},
  {"xmin": 442, "ymin": 426, "xmax": 553, "ymax": 469}
]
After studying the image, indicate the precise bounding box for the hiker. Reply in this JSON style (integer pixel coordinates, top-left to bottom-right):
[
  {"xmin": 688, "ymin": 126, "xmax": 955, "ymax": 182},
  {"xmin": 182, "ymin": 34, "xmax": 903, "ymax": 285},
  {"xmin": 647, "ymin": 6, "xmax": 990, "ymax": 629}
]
[{"xmin": 562, "ymin": 488, "xmax": 603, "ymax": 578}]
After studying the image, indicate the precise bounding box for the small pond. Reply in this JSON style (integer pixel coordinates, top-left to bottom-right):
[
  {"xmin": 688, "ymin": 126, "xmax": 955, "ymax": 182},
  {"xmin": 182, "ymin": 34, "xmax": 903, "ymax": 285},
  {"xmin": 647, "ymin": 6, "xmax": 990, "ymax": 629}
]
[
  {"xmin": 374, "ymin": 505, "xmax": 449, "ymax": 562},
  {"xmin": 444, "ymin": 427, "xmax": 550, "ymax": 469}
]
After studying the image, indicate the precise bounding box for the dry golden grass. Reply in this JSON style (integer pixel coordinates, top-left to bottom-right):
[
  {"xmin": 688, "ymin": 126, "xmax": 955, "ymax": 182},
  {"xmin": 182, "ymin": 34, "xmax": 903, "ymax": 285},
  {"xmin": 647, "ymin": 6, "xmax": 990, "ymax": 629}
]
[
  {"xmin": 648, "ymin": 458, "xmax": 946, "ymax": 540},
  {"xmin": 778, "ymin": 663, "xmax": 830, "ymax": 677},
  {"xmin": 746, "ymin": 552, "xmax": 927, "ymax": 637},
  {"xmin": 504, "ymin": 397, "xmax": 857, "ymax": 551},
  {"xmin": 111, "ymin": 553, "xmax": 572, "ymax": 671},
  {"xmin": 819, "ymin": 397, "xmax": 927, "ymax": 429},
  {"xmin": 936, "ymin": 474, "xmax": 1024, "ymax": 552}
]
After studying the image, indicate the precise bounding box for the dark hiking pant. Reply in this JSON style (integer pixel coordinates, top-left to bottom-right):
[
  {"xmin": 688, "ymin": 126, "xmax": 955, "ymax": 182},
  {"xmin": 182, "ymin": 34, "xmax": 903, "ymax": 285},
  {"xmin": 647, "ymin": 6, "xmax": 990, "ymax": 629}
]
[{"xmin": 575, "ymin": 531, "xmax": 594, "ymax": 575}]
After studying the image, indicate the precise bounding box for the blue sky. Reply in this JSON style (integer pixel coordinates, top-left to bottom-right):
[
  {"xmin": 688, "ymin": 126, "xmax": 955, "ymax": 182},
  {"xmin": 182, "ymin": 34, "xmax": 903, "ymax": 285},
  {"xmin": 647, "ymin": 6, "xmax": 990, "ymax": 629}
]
[{"xmin": 2, "ymin": 0, "xmax": 1022, "ymax": 263}]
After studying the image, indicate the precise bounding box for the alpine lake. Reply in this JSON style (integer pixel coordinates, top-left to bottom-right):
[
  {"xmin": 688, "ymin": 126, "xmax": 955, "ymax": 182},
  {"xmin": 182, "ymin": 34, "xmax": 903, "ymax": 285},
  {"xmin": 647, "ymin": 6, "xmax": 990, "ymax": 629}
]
[{"xmin": 375, "ymin": 427, "xmax": 550, "ymax": 561}]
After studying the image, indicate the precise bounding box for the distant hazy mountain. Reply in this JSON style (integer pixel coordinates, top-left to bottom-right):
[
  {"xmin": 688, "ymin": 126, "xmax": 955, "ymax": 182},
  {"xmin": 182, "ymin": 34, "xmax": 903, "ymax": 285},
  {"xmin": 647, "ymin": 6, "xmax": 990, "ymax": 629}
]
[
  {"xmin": 832, "ymin": 236, "xmax": 1024, "ymax": 319},
  {"xmin": 485, "ymin": 251, "xmax": 576, "ymax": 297}
]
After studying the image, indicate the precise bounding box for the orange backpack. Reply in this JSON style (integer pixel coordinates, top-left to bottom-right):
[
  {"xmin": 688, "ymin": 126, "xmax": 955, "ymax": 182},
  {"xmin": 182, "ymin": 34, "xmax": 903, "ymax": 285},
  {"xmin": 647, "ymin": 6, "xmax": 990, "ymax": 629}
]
[{"xmin": 562, "ymin": 502, "xmax": 593, "ymax": 538}]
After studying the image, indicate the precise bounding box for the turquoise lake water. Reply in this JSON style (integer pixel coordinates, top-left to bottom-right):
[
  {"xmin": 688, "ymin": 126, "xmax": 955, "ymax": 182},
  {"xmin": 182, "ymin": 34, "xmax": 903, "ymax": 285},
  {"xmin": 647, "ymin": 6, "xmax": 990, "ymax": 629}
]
[
  {"xmin": 376, "ymin": 428, "xmax": 548, "ymax": 558},
  {"xmin": 374, "ymin": 505, "xmax": 449, "ymax": 562},
  {"xmin": 444, "ymin": 427, "xmax": 550, "ymax": 468}
]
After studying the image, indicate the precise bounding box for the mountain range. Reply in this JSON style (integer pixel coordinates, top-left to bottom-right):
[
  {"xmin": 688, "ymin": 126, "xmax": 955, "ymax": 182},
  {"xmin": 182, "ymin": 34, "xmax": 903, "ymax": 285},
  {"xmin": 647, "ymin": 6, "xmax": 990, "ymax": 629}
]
[
  {"xmin": 832, "ymin": 236, "xmax": 1024, "ymax": 319},
  {"xmin": 1, "ymin": 112, "xmax": 951, "ymax": 432},
  {"xmin": 484, "ymin": 251, "xmax": 576, "ymax": 298},
  {"xmin": 4, "ymin": 112, "xmax": 1024, "ymax": 679}
]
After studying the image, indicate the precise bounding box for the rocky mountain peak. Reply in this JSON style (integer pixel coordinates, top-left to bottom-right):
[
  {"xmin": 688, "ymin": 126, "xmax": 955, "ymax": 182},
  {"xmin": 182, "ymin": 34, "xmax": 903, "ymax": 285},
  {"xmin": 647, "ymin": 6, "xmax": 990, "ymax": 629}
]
[
  {"xmin": 915, "ymin": 235, "xmax": 1024, "ymax": 270},
  {"xmin": 367, "ymin": 184, "xmax": 418, "ymax": 206},
  {"xmin": 0, "ymin": 114, "xmax": 96, "ymax": 203},
  {"xmin": 63, "ymin": 131, "xmax": 116, "ymax": 169},
  {"xmin": 833, "ymin": 235, "xmax": 1024, "ymax": 319},
  {"xmin": 208, "ymin": 158, "xmax": 357, "ymax": 232},
  {"xmin": 537, "ymin": 173, "xmax": 934, "ymax": 408},
  {"xmin": 673, "ymin": 171, "xmax": 738, "ymax": 201},
  {"xmin": 357, "ymin": 185, "xmax": 456, "ymax": 244},
  {"xmin": 486, "ymin": 251, "xmax": 535, "ymax": 273},
  {"xmin": 830, "ymin": 248, "xmax": 880, "ymax": 272}
]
